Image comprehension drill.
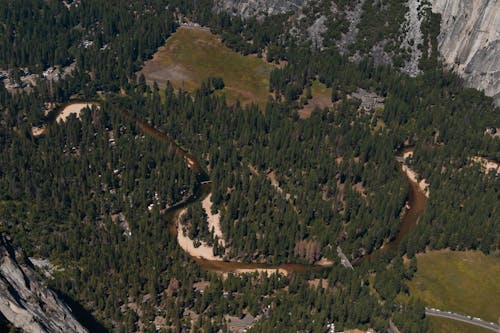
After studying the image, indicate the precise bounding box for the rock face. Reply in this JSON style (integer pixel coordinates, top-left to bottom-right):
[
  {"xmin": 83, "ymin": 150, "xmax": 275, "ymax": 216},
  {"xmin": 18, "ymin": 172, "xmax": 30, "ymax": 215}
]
[
  {"xmin": 214, "ymin": 0, "xmax": 306, "ymax": 18},
  {"xmin": 432, "ymin": 0, "xmax": 500, "ymax": 106},
  {"xmin": 400, "ymin": 0, "xmax": 427, "ymax": 77},
  {"xmin": 0, "ymin": 234, "xmax": 88, "ymax": 333},
  {"xmin": 337, "ymin": 0, "xmax": 364, "ymax": 55}
]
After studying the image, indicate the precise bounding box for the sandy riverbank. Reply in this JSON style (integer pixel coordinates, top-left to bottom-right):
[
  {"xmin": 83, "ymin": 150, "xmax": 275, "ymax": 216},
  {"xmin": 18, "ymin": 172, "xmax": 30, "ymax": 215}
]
[
  {"xmin": 201, "ymin": 193, "xmax": 225, "ymax": 246},
  {"xmin": 402, "ymin": 151, "xmax": 430, "ymax": 198},
  {"xmin": 176, "ymin": 208, "xmax": 223, "ymax": 261},
  {"xmin": 57, "ymin": 103, "xmax": 98, "ymax": 122},
  {"xmin": 176, "ymin": 201, "xmax": 288, "ymax": 276}
]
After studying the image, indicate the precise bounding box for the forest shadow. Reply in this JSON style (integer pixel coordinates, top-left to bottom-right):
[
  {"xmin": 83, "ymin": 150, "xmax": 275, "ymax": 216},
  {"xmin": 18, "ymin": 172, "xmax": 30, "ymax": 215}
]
[{"xmin": 53, "ymin": 289, "xmax": 109, "ymax": 333}]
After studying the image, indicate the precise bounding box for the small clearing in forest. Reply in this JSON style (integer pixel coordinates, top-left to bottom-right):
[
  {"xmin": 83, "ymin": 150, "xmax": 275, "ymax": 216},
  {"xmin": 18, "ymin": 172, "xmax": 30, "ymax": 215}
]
[
  {"xmin": 57, "ymin": 103, "xmax": 98, "ymax": 122},
  {"xmin": 139, "ymin": 26, "xmax": 272, "ymax": 108},
  {"xmin": 297, "ymin": 80, "xmax": 333, "ymax": 119}
]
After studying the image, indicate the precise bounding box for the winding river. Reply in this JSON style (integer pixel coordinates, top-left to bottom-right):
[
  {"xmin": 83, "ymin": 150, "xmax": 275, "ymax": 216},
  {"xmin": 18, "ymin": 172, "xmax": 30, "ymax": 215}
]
[
  {"xmin": 56, "ymin": 102, "xmax": 428, "ymax": 274},
  {"xmin": 127, "ymin": 112, "xmax": 428, "ymax": 273}
]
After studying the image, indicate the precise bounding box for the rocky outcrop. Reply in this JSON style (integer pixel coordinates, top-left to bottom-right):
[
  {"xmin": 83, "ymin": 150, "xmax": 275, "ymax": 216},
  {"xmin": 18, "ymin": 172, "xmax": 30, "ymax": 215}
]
[
  {"xmin": 337, "ymin": 0, "xmax": 365, "ymax": 55},
  {"xmin": 0, "ymin": 234, "xmax": 88, "ymax": 333},
  {"xmin": 214, "ymin": 0, "xmax": 306, "ymax": 18},
  {"xmin": 400, "ymin": 0, "xmax": 428, "ymax": 77},
  {"xmin": 308, "ymin": 15, "xmax": 327, "ymax": 50},
  {"xmin": 432, "ymin": 0, "xmax": 500, "ymax": 106}
]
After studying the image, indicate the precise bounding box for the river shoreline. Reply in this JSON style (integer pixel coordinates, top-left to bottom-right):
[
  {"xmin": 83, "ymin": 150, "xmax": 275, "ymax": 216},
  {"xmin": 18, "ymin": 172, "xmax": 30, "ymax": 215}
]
[{"xmin": 97, "ymin": 105, "xmax": 429, "ymax": 274}]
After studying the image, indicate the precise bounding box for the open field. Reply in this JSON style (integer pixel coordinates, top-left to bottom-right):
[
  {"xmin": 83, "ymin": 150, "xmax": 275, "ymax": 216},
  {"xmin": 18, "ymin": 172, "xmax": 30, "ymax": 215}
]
[
  {"xmin": 429, "ymin": 316, "xmax": 492, "ymax": 333},
  {"xmin": 408, "ymin": 250, "xmax": 500, "ymax": 323},
  {"xmin": 298, "ymin": 80, "xmax": 333, "ymax": 119},
  {"xmin": 139, "ymin": 26, "xmax": 272, "ymax": 108}
]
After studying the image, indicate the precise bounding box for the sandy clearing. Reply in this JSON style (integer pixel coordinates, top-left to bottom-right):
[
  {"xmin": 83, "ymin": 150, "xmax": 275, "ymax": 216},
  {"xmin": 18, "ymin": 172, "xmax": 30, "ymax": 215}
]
[
  {"xmin": 31, "ymin": 125, "xmax": 47, "ymax": 136},
  {"xmin": 201, "ymin": 193, "xmax": 225, "ymax": 246},
  {"xmin": 316, "ymin": 257, "xmax": 334, "ymax": 267},
  {"xmin": 298, "ymin": 94, "xmax": 333, "ymax": 119},
  {"xmin": 267, "ymin": 170, "xmax": 282, "ymax": 194},
  {"xmin": 57, "ymin": 103, "xmax": 98, "ymax": 122},
  {"xmin": 471, "ymin": 156, "xmax": 500, "ymax": 175},
  {"xmin": 177, "ymin": 208, "xmax": 223, "ymax": 261}
]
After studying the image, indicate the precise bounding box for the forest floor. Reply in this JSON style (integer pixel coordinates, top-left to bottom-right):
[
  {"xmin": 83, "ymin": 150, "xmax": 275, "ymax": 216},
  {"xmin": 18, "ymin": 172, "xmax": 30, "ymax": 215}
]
[
  {"xmin": 406, "ymin": 250, "xmax": 500, "ymax": 325},
  {"xmin": 297, "ymin": 80, "xmax": 333, "ymax": 119},
  {"xmin": 139, "ymin": 26, "xmax": 272, "ymax": 108}
]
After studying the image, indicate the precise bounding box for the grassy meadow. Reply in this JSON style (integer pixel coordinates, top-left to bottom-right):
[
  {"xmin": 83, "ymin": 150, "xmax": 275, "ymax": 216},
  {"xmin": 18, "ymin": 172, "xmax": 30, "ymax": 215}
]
[
  {"xmin": 407, "ymin": 250, "xmax": 500, "ymax": 326},
  {"xmin": 140, "ymin": 26, "xmax": 272, "ymax": 108}
]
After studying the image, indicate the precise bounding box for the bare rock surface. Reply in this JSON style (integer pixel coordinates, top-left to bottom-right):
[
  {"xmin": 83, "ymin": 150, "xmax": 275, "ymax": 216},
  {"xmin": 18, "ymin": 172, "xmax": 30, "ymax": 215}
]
[
  {"xmin": 214, "ymin": 0, "xmax": 306, "ymax": 18},
  {"xmin": 308, "ymin": 15, "xmax": 327, "ymax": 50},
  {"xmin": 400, "ymin": 0, "xmax": 428, "ymax": 76},
  {"xmin": 0, "ymin": 234, "xmax": 88, "ymax": 333},
  {"xmin": 337, "ymin": 0, "xmax": 365, "ymax": 55},
  {"xmin": 432, "ymin": 0, "xmax": 500, "ymax": 105}
]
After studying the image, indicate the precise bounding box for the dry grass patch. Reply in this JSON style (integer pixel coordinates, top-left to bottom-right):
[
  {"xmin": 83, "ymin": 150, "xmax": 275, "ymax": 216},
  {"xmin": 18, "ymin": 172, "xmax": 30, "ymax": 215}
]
[{"xmin": 139, "ymin": 27, "xmax": 272, "ymax": 108}]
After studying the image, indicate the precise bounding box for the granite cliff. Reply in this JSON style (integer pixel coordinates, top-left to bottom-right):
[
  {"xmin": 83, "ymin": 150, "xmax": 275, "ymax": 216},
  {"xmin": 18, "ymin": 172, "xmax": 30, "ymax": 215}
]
[
  {"xmin": 0, "ymin": 234, "xmax": 88, "ymax": 333},
  {"xmin": 432, "ymin": 0, "xmax": 500, "ymax": 105},
  {"xmin": 215, "ymin": 0, "xmax": 499, "ymax": 106}
]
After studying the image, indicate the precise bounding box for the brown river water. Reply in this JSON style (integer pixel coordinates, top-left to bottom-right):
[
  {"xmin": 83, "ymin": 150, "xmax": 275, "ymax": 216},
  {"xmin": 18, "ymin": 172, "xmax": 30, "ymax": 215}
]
[
  {"xmin": 132, "ymin": 113, "xmax": 427, "ymax": 273},
  {"xmin": 68, "ymin": 105, "xmax": 427, "ymax": 273}
]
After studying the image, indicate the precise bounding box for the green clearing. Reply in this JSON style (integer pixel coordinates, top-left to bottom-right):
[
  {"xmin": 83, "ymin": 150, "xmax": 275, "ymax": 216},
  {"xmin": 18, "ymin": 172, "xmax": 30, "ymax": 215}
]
[
  {"xmin": 310, "ymin": 80, "xmax": 332, "ymax": 96},
  {"xmin": 142, "ymin": 26, "xmax": 272, "ymax": 108},
  {"xmin": 298, "ymin": 80, "xmax": 333, "ymax": 118},
  {"xmin": 407, "ymin": 250, "xmax": 500, "ymax": 323}
]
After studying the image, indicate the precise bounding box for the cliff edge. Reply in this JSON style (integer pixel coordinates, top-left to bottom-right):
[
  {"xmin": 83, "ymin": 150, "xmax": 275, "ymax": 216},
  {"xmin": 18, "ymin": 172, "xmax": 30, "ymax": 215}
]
[
  {"xmin": 432, "ymin": 0, "xmax": 500, "ymax": 106},
  {"xmin": 0, "ymin": 234, "xmax": 88, "ymax": 333}
]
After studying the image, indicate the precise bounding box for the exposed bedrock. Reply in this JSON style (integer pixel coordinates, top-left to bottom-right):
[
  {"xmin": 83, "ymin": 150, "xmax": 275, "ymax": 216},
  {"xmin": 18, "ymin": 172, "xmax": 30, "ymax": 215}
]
[
  {"xmin": 0, "ymin": 234, "xmax": 88, "ymax": 333},
  {"xmin": 214, "ymin": 0, "xmax": 306, "ymax": 18},
  {"xmin": 432, "ymin": 0, "xmax": 500, "ymax": 105}
]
